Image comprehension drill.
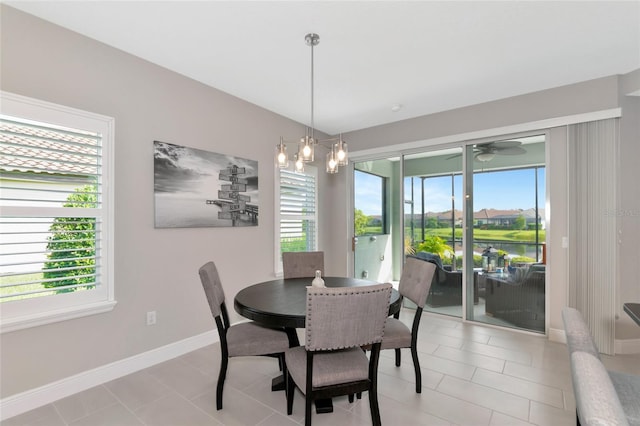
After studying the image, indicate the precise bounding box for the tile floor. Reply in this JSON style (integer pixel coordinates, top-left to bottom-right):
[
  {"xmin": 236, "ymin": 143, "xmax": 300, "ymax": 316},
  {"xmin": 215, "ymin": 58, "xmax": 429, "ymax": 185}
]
[{"xmin": 3, "ymin": 310, "xmax": 639, "ymax": 426}]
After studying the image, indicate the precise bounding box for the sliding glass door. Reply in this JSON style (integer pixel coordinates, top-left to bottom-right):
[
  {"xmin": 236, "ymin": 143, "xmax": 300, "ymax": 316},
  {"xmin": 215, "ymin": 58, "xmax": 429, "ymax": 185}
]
[
  {"xmin": 397, "ymin": 135, "xmax": 546, "ymax": 332},
  {"xmin": 470, "ymin": 136, "xmax": 546, "ymax": 332},
  {"xmin": 403, "ymin": 147, "xmax": 464, "ymax": 317}
]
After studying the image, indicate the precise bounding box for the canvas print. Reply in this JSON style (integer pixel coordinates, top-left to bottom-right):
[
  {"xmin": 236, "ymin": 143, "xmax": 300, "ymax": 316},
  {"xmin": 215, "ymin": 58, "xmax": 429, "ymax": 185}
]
[{"xmin": 154, "ymin": 141, "xmax": 258, "ymax": 228}]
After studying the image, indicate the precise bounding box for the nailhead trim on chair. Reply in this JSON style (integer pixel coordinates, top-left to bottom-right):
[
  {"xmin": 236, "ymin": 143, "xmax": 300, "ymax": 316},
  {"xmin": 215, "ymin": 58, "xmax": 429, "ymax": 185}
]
[{"xmin": 305, "ymin": 284, "xmax": 391, "ymax": 351}]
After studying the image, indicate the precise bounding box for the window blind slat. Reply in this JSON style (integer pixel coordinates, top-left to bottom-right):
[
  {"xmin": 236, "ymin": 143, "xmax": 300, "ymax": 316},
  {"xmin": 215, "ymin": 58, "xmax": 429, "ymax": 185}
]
[{"xmin": 0, "ymin": 281, "xmax": 98, "ymax": 301}]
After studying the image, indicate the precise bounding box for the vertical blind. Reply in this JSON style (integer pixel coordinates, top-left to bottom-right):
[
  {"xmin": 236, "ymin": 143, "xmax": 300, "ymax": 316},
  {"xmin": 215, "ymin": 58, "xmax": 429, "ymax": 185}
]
[
  {"xmin": 279, "ymin": 168, "xmax": 317, "ymax": 253},
  {"xmin": 567, "ymin": 118, "xmax": 619, "ymax": 355},
  {"xmin": 0, "ymin": 116, "xmax": 103, "ymax": 302}
]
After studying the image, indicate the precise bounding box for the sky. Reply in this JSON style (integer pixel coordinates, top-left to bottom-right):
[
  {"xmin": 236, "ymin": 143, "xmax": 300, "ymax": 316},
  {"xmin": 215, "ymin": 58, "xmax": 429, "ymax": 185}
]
[{"xmin": 355, "ymin": 168, "xmax": 546, "ymax": 216}]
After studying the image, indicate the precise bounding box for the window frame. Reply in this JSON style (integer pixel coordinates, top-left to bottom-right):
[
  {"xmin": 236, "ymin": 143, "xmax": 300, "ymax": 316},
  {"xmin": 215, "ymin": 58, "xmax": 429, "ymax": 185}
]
[
  {"xmin": 274, "ymin": 164, "xmax": 318, "ymax": 276},
  {"xmin": 0, "ymin": 91, "xmax": 115, "ymax": 333}
]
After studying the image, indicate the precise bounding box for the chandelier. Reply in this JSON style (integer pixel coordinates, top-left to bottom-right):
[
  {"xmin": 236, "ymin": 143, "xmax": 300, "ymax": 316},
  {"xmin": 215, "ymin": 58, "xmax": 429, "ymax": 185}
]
[{"xmin": 276, "ymin": 33, "xmax": 348, "ymax": 174}]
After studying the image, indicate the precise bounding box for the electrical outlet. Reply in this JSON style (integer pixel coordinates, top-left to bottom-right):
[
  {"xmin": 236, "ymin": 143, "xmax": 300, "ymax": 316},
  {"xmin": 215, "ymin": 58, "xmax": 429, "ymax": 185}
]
[{"xmin": 146, "ymin": 311, "xmax": 157, "ymax": 326}]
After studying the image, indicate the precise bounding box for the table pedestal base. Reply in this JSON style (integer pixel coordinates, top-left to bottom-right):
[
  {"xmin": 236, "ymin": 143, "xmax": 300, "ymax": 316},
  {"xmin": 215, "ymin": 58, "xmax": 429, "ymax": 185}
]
[
  {"xmin": 314, "ymin": 399, "xmax": 333, "ymax": 413},
  {"xmin": 271, "ymin": 377, "xmax": 334, "ymax": 413},
  {"xmin": 271, "ymin": 375, "xmax": 285, "ymax": 392}
]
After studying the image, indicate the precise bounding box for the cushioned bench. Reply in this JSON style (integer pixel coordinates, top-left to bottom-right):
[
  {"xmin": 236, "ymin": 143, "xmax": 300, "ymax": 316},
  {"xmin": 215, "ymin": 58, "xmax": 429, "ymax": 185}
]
[{"xmin": 562, "ymin": 307, "xmax": 640, "ymax": 426}]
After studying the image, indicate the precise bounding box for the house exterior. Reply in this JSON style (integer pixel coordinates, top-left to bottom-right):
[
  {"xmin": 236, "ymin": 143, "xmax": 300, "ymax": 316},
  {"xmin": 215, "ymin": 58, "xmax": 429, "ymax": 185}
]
[
  {"xmin": 419, "ymin": 208, "xmax": 544, "ymax": 229},
  {"xmin": 474, "ymin": 208, "xmax": 545, "ymax": 229},
  {"xmin": 425, "ymin": 209, "xmax": 464, "ymax": 228}
]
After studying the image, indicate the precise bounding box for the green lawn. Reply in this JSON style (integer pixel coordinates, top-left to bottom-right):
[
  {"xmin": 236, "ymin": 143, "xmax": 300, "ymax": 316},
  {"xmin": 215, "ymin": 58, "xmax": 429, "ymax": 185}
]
[
  {"xmin": 408, "ymin": 228, "xmax": 545, "ymax": 243},
  {"xmin": 0, "ymin": 273, "xmax": 52, "ymax": 302},
  {"xmin": 364, "ymin": 226, "xmax": 545, "ymax": 243}
]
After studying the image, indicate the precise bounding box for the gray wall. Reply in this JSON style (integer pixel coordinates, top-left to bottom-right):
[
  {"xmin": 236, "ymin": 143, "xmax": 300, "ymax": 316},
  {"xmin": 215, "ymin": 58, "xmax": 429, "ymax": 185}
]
[
  {"xmin": 1, "ymin": 4, "xmax": 639, "ymax": 402},
  {"xmin": 342, "ymin": 76, "xmax": 621, "ymax": 150},
  {"xmin": 0, "ymin": 6, "xmax": 332, "ymax": 398}
]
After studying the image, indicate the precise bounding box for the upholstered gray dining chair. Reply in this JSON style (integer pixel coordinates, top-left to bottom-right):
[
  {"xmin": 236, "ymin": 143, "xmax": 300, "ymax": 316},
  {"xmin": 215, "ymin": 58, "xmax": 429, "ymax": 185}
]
[
  {"xmin": 282, "ymin": 251, "xmax": 324, "ymax": 278},
  {"xmin": 284, "ymin": 283, "xmax": 392, "ymax": 426},
  {"xmin": 562, "ymin": 307, "xmax": 601, "ymax": 359},
  {"xmin": 381, "ymin": 256, "xmax": 436, "ymax": 393},
  {"xmin": 198, "ymin": 261, "xmax": 290, "ymax": 410}
]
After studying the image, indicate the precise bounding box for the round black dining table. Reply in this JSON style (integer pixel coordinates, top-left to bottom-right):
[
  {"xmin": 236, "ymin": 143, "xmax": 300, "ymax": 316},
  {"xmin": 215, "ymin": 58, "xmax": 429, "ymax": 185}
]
[
  {"xmin": 233, "ymin": 276, "xmax": 402, "ymax": 414},
  {"xmin": 234, "ymin": 276, "xmax": 402, "ymax": 331},
  {"xmin": 624, "ymin": 303, "xmax": 640, "ymax": 326}
]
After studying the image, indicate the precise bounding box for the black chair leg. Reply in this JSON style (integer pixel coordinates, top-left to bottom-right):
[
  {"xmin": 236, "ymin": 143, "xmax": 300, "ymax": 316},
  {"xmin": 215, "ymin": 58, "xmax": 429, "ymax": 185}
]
[
  {"xmin": 216, "ymin": 355, "xmax": 228, "ymax": 410},
  {"xmin": 285, "ymin": 368, "xmax": 294, "ymax": 415},
  {"xmin": 395, "ymin": 348, "xmax": 401, "ymax": 366},
  {"xmin": 348, "ymin": 394, "xmax": 354, "ymax": 403},
  {"xmin": 369, "ymin": 387, "xmax": 381, "ymax": 426},
  {"xmin": 305, "ymin": 397, "xmax": 313, "ymax": 426},
  {"xmin": 411, "ymin": 344, "xmax": 421, "ymax": 393}
]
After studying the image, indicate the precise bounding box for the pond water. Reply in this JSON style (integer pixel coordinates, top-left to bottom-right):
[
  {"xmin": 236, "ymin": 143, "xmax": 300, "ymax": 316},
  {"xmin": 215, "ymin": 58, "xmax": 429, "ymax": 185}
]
[{"xmin": 449, "ymin": 240, "xmax": 543, "ymax": 262}]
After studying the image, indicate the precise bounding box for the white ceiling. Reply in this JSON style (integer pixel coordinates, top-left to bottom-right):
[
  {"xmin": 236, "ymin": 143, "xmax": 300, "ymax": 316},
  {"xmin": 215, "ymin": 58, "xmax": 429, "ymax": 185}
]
[{"xmin": 6, "ymin": 1, "xmax": 640, "ymax": 135}]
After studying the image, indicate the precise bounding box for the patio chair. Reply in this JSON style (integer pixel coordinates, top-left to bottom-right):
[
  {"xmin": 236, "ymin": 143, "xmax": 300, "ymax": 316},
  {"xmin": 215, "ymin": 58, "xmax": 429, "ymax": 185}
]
[
  {"xmin": 199, "ymin": 261, "xmax": 290, "ymax": 410},
  {"xmin": 284, "ymin": 283, "xmax": 392, "ymax": 426},
  {"xmin": 411, "ymin": 252, "xmax": 479, "ymax": 306},
  {"xmin": 484, "ymin": 263, "xmax": 545, "ymax": 332}
]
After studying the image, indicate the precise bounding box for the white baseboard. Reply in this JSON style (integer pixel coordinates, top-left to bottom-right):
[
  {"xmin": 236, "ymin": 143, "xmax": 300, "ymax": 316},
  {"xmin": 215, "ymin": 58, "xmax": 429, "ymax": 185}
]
[
  {"xmin": 548, "ymin": 327, "xmax": 566, "ymax": 344},
  {"xmin": 549, "ymin": 326, "xmax": 640, "ymax": 354},
  {"xmin": 615, "ymin": 338, "xmax": 640, "ymax": 354},
  {"xmin": 0, "ymin": 331, "xmax": 218, "ymax": 421}
]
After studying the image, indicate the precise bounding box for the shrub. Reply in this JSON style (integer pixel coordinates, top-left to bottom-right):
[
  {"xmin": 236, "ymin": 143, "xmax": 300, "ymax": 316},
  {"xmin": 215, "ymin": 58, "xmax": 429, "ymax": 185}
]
[
  {"xmin": 43, "ymin": 185, "xmax": 97, "ymax": 292},
  {"xmin": 354, "ymin": 208, "xmax": 368, "ymax": 236},
  {"xmin": 415, "ymin": 235, "xmax": 453, "ymax": 259}
]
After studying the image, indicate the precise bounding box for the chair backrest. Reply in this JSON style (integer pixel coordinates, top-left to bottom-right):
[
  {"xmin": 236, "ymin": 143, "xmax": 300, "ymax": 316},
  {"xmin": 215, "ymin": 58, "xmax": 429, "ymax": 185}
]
[
  {"xmin": 199, "ymin": 261, "xmax": 226, "ymax": 318},
  {"xmin": 305, "ymin": 283, "xmax": 392, "ymax": 351},
  {"xmin": 562, "ymin": 307, "xmax": 601, "ymax": 359},
  {"xmin": 399, "ymin": 257, "xmax": 437, "ymax": 308},
  {"xmin": 282, "ymin": 251, "xmax": 324, "ymax": 278}
]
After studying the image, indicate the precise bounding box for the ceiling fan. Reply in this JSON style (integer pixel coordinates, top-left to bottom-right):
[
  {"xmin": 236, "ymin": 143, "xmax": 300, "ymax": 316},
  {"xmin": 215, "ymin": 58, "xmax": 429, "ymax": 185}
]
[{"xmin": 447, "ymin": 140, "xmax": 527, "ymax": 162}]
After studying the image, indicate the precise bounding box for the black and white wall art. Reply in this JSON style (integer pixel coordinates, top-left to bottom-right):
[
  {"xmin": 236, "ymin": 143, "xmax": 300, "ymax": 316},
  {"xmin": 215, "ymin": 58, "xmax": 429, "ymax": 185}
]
[{"xmin": 153, "ymin": 141, "xmax": 259, "ymax": 228}]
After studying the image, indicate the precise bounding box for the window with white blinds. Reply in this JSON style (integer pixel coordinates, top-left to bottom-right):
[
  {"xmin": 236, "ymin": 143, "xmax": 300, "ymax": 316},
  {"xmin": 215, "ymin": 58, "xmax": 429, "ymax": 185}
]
[
  {"xmin": 0, "ymin": 92, "xmax": 115, "ymax": 333},
  {"xmin": 276, "ymin": 166, "xmax": 318, "ymax": 273}
]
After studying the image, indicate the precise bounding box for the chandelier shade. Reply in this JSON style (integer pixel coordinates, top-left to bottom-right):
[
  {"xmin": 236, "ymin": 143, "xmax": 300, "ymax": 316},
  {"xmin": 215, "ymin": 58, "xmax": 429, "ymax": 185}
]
[
  {"xmin": 326, "ymin": 147, "xmax": 338, "ymax": 174},
  {"xmin": 335, "ymin": 137, "xmax": 348, "ymax": 166},
  {"xmin": 276, "ymin": 33, "xmax": 349, "ymax": 174},
  {"xmin": 299, "ymin": 135, "xmax": 315, "ymax": 163},
  {"xmin": 294, "ymin": 153, "xmax": 305, "ymax": 173},
  {"xmin": 276, "ymin": 137, "xmax": 289, "ymax": 168}
]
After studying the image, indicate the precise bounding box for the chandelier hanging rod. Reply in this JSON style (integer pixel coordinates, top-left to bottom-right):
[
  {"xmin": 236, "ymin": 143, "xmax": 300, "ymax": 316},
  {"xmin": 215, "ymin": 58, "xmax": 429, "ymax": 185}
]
[{"xmin": 307, "ymin": 33, "xmax": 317, "ymax": 141}]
